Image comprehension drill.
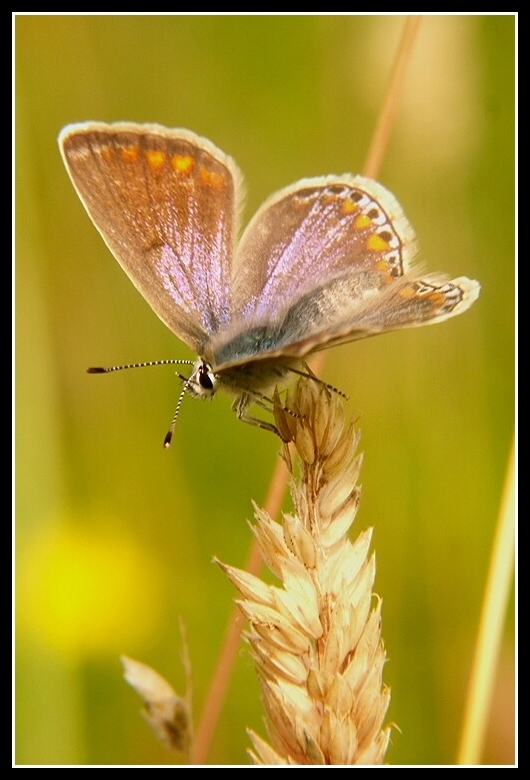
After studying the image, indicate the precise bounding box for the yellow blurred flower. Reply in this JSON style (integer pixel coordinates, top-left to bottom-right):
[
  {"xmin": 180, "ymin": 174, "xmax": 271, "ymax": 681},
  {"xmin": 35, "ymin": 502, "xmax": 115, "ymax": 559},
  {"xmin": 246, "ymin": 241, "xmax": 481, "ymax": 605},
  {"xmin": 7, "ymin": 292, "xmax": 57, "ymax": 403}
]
[{"xmin": 17, "ymin": 517, "xmax": 166, "ymax": 660}]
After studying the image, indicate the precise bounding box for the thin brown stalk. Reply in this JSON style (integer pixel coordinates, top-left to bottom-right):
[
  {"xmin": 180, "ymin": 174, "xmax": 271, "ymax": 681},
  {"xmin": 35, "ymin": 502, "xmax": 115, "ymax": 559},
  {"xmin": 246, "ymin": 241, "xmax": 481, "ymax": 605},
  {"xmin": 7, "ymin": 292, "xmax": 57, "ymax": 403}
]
[{"xmin": 362, "ymin": 16, "xmax": 423, "ymax": 180}]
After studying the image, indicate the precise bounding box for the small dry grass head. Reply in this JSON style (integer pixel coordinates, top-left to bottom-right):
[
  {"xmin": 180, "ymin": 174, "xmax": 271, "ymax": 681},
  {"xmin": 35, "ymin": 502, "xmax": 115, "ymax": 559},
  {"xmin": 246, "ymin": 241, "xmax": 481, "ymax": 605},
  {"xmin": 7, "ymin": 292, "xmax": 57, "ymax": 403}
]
[{"xmin": 219, "ymin": 378, "xmax": 392, "ymax": 765}]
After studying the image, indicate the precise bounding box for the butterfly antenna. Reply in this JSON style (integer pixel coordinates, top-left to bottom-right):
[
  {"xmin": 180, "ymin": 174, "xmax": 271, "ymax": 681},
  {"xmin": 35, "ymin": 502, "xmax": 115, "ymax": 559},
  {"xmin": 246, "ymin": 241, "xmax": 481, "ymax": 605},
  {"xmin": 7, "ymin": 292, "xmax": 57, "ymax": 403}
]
[
  {"xmin": 88, "ymin": 359, "xmax": 195, "ymax": 374},
  {"xmin": 164, "ymin": 382, "xmax": 190, "ymax": 449},
  {"xmin": 288, "ymin": 364, "xmax": 349, "ymax": 400}
]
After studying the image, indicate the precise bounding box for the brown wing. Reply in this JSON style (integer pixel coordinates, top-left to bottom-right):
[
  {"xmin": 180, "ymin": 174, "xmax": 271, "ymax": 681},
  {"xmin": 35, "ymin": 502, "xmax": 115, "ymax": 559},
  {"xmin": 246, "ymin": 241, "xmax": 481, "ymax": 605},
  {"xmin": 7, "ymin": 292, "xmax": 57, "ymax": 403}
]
[{"xmin": 60, "ymin": 122, "xmax": 243, "ymax": 353}]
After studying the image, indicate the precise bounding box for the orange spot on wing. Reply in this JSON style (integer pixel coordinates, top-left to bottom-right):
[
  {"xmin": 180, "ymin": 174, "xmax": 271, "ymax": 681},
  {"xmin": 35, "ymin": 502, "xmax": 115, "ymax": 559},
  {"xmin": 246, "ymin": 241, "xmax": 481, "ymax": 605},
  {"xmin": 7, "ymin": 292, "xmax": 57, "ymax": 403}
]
[
  {"xmin": 171, "ymin": 154, "xmax": 195, "ymax": 175},
  {"xmin": 375, "ymin": 259, "xmax": 391, "ymax": 273},
  {"xmin": 341, "ymin": 198, "xmax": 359, "ymax": 215},
  {"xmin": 426, "ymin": 291, "xmax": 447, "ymax": 308},
  {"xmin": 400, "ymin": 284, "xmax": 417, "ymax": 300},
  {"xmin": 354, "ymin": 214, "xmax": 372, "ymax": 230},
  {"xmin": 401, "ymin": 284, "xmax": 445, "ymax": 308},
  {"xmin": 120, "ymin": 146, "xmax": 140, "ymax": 163},
  {"xmin": 374, "ymin": 259, "xmax": 395, "ymax": 283},
  {"xmin": 146, "ymin": 149, "xmax": 166, "ymax": 169},
  {"xmin": 199, "ymin": 167, "xmax": 225, "ymax": 188},
  {"xmin": 320, "ymin": 194, "xmax": 336, "ymax": 206},
  {"xmin": 367, "ymin": 234, "xmax": 391, "ymax": 252}
]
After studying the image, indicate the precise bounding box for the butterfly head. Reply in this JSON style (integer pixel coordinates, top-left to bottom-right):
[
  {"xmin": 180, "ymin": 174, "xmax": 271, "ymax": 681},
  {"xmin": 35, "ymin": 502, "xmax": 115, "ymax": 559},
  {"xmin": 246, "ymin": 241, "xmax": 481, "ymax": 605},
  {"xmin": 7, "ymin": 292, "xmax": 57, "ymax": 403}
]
[{"xmin": 185, "ymin": 359, "xmax": 218, "ymax": 401}]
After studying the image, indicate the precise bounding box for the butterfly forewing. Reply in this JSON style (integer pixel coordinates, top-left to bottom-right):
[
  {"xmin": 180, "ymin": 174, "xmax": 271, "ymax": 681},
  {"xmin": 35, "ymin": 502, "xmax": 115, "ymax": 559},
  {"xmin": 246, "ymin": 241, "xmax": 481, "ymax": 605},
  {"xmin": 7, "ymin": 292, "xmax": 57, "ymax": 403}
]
[{"xmin": 60, "ymin": 123, "xmax": 241, "ymax": 353}]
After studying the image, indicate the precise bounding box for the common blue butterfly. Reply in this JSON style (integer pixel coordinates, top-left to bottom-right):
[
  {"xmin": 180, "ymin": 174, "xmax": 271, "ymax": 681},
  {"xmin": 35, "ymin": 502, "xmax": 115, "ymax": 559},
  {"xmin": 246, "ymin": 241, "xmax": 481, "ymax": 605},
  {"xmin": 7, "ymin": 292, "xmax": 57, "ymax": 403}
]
[{"xmin": 59, "ymin": 122, "xmax": 480, "ymax": 443}]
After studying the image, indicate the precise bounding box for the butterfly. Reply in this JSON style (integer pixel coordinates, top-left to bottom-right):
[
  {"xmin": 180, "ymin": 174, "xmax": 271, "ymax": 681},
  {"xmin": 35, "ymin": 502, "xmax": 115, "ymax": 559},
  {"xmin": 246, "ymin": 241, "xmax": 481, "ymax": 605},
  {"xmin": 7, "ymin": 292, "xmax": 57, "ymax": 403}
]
[{"xmin": 59, "ymin": 122, "xmax": 480, "ymax": 444}]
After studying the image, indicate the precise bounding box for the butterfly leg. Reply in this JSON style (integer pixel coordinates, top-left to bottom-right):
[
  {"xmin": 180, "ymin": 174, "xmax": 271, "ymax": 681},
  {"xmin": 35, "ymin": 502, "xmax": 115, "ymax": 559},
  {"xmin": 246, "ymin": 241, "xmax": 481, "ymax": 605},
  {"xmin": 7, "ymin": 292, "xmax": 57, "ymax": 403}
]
[
  {"xmin": 231, "ymin": 392, "xmax": 307, "ymax": 438},
  {"xmin": 231, "ymin": 393, "xmax": 280, "ymax": 435}
]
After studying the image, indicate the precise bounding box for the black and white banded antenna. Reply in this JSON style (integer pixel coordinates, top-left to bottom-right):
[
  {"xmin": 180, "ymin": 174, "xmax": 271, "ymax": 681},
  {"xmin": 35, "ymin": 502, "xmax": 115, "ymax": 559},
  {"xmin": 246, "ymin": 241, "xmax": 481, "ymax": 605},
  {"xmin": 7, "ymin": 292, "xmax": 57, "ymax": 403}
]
[
  {"xmin": 163, "ymin": 379, "xmax": 195, "ymax": 449},
  {"xmin": 289, "ymin": 363, "xmax": 349, "ymax": 400},
  {"xmin": 88, "ymin": 359, "xmax": 196, "ymax": 448}
]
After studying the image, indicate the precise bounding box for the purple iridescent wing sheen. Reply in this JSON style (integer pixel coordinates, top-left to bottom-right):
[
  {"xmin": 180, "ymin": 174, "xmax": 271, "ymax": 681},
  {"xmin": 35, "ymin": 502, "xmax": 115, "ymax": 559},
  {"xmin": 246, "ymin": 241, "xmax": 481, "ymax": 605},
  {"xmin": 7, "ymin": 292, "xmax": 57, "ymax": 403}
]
[
  {"xmin": 60, "ymin": 123, "xmax": 242, "ymax": 354},
  {"xmin": 230, "ymin": 176, "xmax": 415, "ymax": 320},
  {"xmin": 206, "ymin": 175, "xmax": 479, "ymax": 369}
]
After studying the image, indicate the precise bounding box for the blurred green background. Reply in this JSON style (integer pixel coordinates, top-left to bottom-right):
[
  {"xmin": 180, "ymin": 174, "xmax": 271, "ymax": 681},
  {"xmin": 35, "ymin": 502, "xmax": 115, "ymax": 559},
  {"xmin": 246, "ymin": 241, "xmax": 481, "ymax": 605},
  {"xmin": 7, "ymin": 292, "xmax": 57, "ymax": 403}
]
[{"xmin": 15, "ymin": 15, "xmax": 514, "ymax": 766}]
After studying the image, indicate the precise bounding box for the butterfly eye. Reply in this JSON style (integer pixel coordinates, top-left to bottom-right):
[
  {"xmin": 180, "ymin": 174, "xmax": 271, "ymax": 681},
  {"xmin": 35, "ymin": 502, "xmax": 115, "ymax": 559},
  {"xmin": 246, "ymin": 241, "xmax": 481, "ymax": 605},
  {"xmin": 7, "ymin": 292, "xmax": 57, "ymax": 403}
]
[{"xmin": 198, "ymin": 362, "xmax": 215, "ymax": 391}]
